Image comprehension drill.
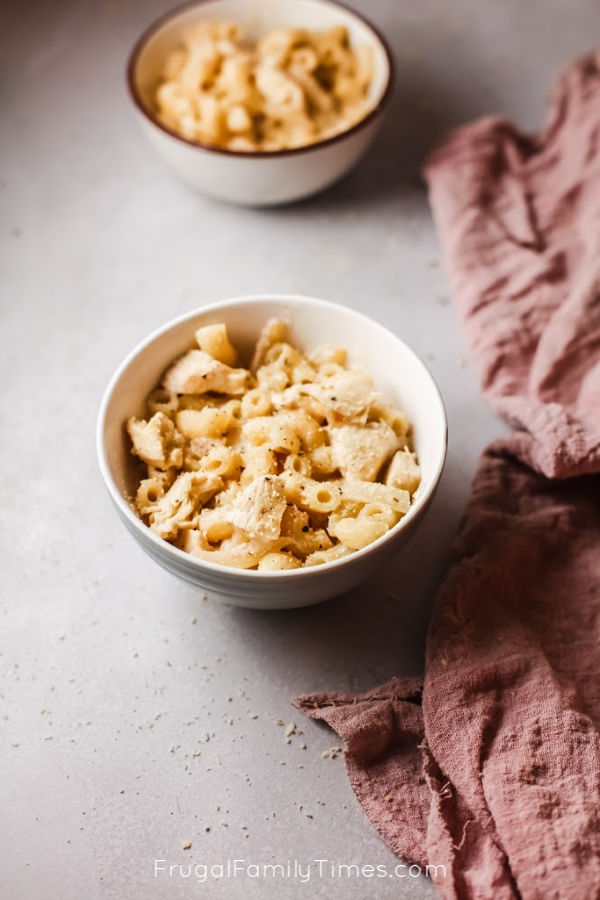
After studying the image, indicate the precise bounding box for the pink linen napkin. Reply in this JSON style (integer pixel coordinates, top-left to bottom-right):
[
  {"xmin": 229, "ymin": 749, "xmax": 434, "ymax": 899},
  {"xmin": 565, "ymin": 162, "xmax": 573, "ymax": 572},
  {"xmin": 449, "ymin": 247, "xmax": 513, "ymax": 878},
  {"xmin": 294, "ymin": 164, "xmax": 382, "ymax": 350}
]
[{"xmin": 295, "ymin": 49, "xmax": 600, "ymax": 899}]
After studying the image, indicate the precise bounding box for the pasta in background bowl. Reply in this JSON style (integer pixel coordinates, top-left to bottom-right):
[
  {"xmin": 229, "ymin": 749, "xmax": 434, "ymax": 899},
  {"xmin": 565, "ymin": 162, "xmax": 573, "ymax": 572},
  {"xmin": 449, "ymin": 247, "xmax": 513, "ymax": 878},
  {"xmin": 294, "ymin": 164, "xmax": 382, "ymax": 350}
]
[
  {"xmin": 97, "ymin": 296, "xmax": 447, "ymax": 609},
  {"xmin": 127, "ymin": 0, "xmax": 393, "ymax": 205},
  {"xmin": 154, "ymin": 22, "xmax": 374, "ymax": 152}
]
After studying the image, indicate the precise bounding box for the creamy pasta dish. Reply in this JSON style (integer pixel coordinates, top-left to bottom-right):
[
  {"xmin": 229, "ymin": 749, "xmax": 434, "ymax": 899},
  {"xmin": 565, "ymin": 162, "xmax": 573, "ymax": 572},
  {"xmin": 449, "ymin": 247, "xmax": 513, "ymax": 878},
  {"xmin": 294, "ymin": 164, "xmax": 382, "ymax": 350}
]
[
  {"xmin": 127, "ymin": 320, "xmax": 420, "ymax": 570},
  {"xmin": 154, "ymin": 22, "xmax": 374, "ymax": 151}
]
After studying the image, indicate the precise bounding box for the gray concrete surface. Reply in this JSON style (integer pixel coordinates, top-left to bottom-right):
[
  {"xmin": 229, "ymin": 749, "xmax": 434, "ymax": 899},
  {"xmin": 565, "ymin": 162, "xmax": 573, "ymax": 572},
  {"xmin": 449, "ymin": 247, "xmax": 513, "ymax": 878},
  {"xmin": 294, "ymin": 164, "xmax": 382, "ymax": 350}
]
[{"xmin": 1, "ymin": 0, "xmax": 597, "ymax": 897}]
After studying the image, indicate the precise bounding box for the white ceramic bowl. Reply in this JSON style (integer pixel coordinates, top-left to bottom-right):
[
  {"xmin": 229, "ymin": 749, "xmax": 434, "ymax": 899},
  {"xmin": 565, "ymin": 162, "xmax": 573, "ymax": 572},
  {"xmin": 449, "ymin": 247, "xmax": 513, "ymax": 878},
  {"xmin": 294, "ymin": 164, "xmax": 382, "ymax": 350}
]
[
  {"xmin": 126, "ymin": 0, "xmax": 393, "ymax": 206},
  {"xmin": 97, "ymin": 295, "xmax": 447, "ymax": 609}
]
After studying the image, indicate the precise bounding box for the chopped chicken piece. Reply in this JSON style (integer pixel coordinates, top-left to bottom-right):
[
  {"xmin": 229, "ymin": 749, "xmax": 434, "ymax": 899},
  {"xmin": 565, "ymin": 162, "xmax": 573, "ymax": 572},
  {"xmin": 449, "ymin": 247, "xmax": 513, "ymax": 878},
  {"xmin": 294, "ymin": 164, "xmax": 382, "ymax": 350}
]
[
  {"xmin": 213, "ymin": 480, "xmax": 241, "ymax": 507},
  {"xmin": 225, "ymin": 474, "xmax": 287, "ymax": 540},
  {"xmin": 318, "ymin": 370, "xmax": 376, "ymax": 421},
  {"xmin": 162, "ymin": 349, "xmax": 248, "ymax": 395},
  {"xmin": 385, "ymin": 449, "xmax": 421, "ymax": 494},
  {"xmin": 250, "ymin": 319, "xmax": 289, "ymax": 372},
  {"xmin": 283, "ymin": 369, "xmax": 376, "ymax": 423},
  {"xmin": 329, "ymin": 421, "xmax": 399, "ymax": 481},
  {"xmin": 127, "ymin": 412, "xmax": 184, "ymax": 470},
  {"xmin": 149, "ymin": 471, "xmax": 222, "ymax": 540}
]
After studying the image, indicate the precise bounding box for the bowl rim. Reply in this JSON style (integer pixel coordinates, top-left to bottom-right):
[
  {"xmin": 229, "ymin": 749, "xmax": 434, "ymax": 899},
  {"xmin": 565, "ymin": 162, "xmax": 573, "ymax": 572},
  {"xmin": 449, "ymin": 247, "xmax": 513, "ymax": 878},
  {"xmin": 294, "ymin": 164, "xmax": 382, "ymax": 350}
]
[
  {"xmin": 97, "ymin": 294, "xmax": 448, "ymax": 580},
  {"xmin": 126, "ymin": 0, "xmax": 395, "ymax": 159}
]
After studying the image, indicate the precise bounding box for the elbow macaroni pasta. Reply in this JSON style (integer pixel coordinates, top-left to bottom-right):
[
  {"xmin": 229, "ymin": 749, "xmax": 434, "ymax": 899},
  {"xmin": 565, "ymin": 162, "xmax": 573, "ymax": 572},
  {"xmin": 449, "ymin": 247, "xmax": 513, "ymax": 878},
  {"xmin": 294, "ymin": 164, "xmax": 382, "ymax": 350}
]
[
  {"xmin": 127, "ymin": 320, "xmax": 421, "ymax": 569},
  {"xmin": 153, "ymin": 22, "xmax": 374, "ymax": 151}
]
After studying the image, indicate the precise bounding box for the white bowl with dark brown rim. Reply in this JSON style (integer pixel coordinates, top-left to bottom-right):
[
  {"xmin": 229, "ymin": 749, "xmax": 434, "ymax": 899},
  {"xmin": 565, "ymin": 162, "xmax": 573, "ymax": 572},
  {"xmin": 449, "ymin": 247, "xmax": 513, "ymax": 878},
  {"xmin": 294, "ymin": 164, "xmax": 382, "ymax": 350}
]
[
  {"xmin": 97, "ymin": 295, "xmax": 447, "ymax": 609},
  {"xmin": 126, "ymin": 0, "xmax": 394, "ymax": 206}
]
